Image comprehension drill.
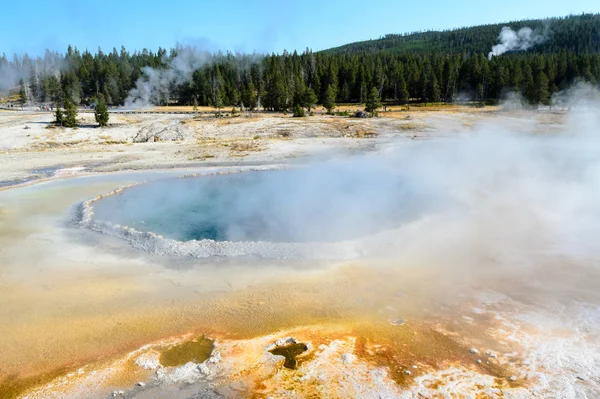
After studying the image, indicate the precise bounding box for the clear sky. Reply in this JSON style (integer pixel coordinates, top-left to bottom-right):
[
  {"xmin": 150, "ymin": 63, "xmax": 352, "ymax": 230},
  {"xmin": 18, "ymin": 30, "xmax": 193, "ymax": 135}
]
[{"xmin": 1, "ymin": 0, "xmax": 599, "ymax": 57}]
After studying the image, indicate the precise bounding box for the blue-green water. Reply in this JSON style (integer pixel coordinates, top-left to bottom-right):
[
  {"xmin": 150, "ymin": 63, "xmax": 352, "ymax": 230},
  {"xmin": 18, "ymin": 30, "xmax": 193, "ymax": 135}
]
[{"xmin": 92, "ymin": 168, "xmax": 421, "ymax": 243}]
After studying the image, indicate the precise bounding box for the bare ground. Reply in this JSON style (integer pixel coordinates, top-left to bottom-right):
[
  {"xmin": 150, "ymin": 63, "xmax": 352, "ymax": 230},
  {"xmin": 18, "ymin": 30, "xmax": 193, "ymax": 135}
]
[
  {"xmin": 0, "ymin": 106, "xmax": 511, "ymax": 185},
  {"xmin": 1, "ymin": 105, "xmax": 596, "ymax": 399}
]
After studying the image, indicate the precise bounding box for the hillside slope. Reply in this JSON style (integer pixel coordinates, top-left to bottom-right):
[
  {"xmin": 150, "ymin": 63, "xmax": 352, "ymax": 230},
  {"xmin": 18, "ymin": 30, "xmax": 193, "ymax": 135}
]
[{"xmin": 324, "ymin": 14, "xmax": 600, "ymax": 55}]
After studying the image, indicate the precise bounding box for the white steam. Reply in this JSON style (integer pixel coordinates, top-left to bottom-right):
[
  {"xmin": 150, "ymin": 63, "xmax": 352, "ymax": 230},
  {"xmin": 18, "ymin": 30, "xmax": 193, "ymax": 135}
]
[
  {"xmin": 124, "ymin": 46, "xmax": 211, "ymax": 108},
  {"xmin": 94, "ymin": 85, "xmax": 600, "ymax": 267},
  {"xmin": 0, "ymin": 51, "xmax": 64, "ymax": 93},
  {"xmin": 488, "ymin": 26, "xmax": 545, "ymax": 60}
]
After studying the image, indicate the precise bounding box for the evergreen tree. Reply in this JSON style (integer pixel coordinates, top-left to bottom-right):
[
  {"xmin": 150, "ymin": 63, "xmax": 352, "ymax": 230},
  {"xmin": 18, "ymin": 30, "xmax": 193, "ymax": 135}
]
[
  {"xmin": 323, "ymin": 84, "xmax": 337, "ymax": 113},
  {"xmin": 211, "ymin": 67, "xmax": 225, "ymax": 112},
  {"xmin": 293, "ymin": 104, "xmax": 305, "ymax": 117},
  {"xmin": 291, "ymin": 77, "xmax": 307, "ymax": 110},
  {"xmin": 522, "ymin": 64, "xmax": 536, "ymax": 103},
  {"xmin": 510, "ymin": 62, "xmax": 524, "ymax": 91},
  {"xmin": 3, "ymin": 16, "xmax": 600, "ymax": 111},
  {"xmin": 29, "ymin": 68, "xmax": 40, "ymax": 103},
  {"xmin": 94, "ymin": 97, "xmax": 109, "ymax": 127},
  {"xmin": 340, "ymin": 81, "xmax": 350, "ymax": 103},
  {"xmin": 534, "ymin": 71, "xmax": 550, "ymax": 105},
  {"xmin": 365, "ymin": 87, "xmax": 381, "ymax": 115},
  {"xmin": 242, "ymin": 80, "xmax": 258, "ymax": 110},
  {"xmin": 55, "ymin": 106, "xmax": 64, "ymax": 126},
  {"xmin": 102, "ymin": 86, "xmax": 113, "ymax": 106},
  {"xmin": 475, "ymin": 83, "xmax": 484, "ymax": 102},
  {"xmin": 397, "ymin": 75, "xmax": 409, "ymax": 104},
  {"xmin": 19, "ymin": 79, "xmax": 27, "ymax": 105},
  {"xmin": 213, "ymin": 90, "xmax": 224, "ymax": 114},
  {"xmin": 47, "ymin": 75, "xmax": 62, "ymax": 104},
  {"xmin": 63, "ymin": 99, "xmax": 78, "ymax": 127},
  {"xmin": 359, "ymin": 82, "xmax": 367, "ymax": 104},
  {"xmin": 429, "ymin": 75, "xmax": 441, "ymax": 103},
  {"xmin": 302, "ymin": 87, "xmax": 318, "ymax": 113}
]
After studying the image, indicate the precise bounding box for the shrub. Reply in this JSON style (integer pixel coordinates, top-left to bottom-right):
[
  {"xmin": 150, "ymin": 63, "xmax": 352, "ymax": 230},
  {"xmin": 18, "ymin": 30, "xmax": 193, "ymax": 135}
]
[
  {"xmin": 335, "ymin": 110, "xmax": 350, "ymax": 116},
  {"xmin": 292, "ymin": 104, "xmax": 305, "ymax": 117},
  {"xmin": 55, "ymin": 107, "xmax": 64, "ymax": 126}
]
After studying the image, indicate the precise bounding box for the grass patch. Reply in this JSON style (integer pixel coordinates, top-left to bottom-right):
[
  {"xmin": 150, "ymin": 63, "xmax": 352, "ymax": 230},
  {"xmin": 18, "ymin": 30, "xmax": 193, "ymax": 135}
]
[
  {"xmin": 275, "ymin": 129, "xmax": 292, "ymax": 138},
  {"xmin": 334, "ymin": 110, "xmax": 351, "ymax": 116},
  {"xmin": 33, "ymin": 140, "xmax": 85, "ymax": 149},
  {"xmin": 230, "ymin": 141, "xmax": 261, "ymax": 152},
  {"xmin": 398, "ymin": 122, "xmax": 422, "ymax": 130},
  {"xmin": 352, "ymin": 130, "xmax": 377, "ymax": 138},
  {"xmin": 102, "ymin": 140, "xmax": 128, "ymax": 145},
  {"xmin": 189, "ymin": 154, "xmax": 215, "ymax": 160}
]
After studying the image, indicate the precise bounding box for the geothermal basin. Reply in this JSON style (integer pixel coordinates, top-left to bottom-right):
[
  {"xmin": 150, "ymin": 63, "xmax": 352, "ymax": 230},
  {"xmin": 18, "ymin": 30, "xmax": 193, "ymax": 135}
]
[
  {"xmin": 2, "ymin": 112, "xmax": 600, "ymax": 398},
  {"xmin": 84, "ymin": 166, "xmax": 427, "ymax": 260}
]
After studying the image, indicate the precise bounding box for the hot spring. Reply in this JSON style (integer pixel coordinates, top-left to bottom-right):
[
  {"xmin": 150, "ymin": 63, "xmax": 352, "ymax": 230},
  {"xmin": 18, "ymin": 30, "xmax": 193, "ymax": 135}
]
[{"xmin": 86, "ymin": 165, "xmax": 433, "ymax": 258}]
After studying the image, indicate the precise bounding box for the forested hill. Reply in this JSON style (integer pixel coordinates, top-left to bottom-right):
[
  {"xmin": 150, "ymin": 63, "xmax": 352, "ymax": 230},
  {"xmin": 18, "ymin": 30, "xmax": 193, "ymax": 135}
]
[
  {"xmin": 324, "ymin": 14, "xmax": 600, "ymax": 55},
  {"xmin": 3, "ymin": 13, "xmax": 600, "ymax": 110}
]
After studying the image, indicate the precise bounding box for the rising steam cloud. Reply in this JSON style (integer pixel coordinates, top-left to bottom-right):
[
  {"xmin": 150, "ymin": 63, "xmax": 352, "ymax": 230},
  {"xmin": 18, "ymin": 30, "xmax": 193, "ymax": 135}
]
[
  {"xmin": 488, "ymin": 26, "xmax": 546, "ymax": 60},
  {"xmin": 124, "ymin": 46, "xmax": 212, "ymax": 108},
  {"xmin": 0, "ymin": 51, "xmax": 65, "ymax": 92},
  {"xmin": 95, "ymin": 84, "xmax": 600, "ymax": 267}
]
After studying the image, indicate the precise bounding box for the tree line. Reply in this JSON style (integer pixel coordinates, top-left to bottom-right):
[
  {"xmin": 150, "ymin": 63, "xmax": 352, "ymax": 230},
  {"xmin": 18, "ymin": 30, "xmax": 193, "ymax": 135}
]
[
  {"xmin": 9, "ymin": 48, "xmax": 599, "ymax": 111},
  {"xmin": 3, "ymin": 13, "xmax": 599, "ymax": 111}
]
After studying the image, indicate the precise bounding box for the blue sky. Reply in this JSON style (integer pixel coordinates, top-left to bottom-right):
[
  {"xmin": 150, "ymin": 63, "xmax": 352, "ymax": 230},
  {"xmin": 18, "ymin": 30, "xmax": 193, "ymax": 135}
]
[{"xmin": 1, "ymin": 0, "xmax": 598, "ymax": 57}]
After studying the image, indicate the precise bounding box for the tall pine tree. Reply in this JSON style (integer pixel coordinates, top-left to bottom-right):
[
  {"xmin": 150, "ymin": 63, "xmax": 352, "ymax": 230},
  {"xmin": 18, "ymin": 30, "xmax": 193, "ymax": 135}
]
[{"xmin": 94, "ymin": 97, "xmax": 109, "ymax": 127}]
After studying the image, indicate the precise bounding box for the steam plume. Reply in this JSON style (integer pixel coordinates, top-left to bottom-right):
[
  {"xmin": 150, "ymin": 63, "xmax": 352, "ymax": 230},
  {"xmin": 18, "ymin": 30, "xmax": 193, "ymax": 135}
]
[
  {"xmin": 94, "ymin": 85, "xmax": 600, "ymax": 266},
  {"xmin": 124, "ymin": 46, "xmax": 211, "ymax": 108},
  {"xmin": 0, "ymin": 51, "xmax": 64, "ymax": 92},
  {"xmin": 488, "ymin": 26, "xmax": 545, "ymax": 60}
]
